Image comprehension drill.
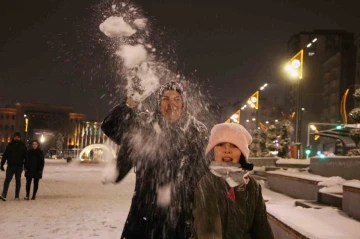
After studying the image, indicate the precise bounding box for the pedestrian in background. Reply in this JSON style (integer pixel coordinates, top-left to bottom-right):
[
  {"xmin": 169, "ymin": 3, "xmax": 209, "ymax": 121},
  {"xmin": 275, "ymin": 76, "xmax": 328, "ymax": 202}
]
[
  {"xmin": 24, "ymin": 139, "xmax": 45, "ymax": 200},
  {"xmin": 0, "ymin": 132, "xmax": 27, "ymax": 201}
]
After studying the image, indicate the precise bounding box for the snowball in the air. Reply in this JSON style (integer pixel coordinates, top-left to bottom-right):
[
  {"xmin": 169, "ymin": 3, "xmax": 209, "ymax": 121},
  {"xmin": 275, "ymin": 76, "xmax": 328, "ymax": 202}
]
[
  {"xmin": 126, "ymin": 62, "xmax": 160, "ymax": 102},
  {"xmin": 99, "ymin": 16, "xmax": 136, "ymax": 38},
  {"xmin": 116, "ymin": 44, "xmax": 147, "ymax": 69}
]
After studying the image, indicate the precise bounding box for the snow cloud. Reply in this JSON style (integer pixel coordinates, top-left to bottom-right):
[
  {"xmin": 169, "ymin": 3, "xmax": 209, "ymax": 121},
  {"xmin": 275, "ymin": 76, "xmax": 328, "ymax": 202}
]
[
  {"xmin": 133, "ymin": 18, "xmax": 147, "ymax": 30},
  {"xmin": 116, "ymin": 44, "xmax": 147, "ymax": 69},
  {"xmin": 99, "ymin": 16, "xmax": 136, "ymax": 38}
]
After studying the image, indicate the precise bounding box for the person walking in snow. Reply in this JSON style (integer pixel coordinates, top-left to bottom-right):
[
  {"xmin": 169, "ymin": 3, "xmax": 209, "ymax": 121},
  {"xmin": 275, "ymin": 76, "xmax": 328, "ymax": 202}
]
[
  {"xmin": 191, "ymin": 123, "xmax": 274, "ymax": 239},
  {"xmin": 24, "ymin": 140, "xmax": 45, "ymax": 200},
  {"xmin": 0, "ymin": 132, "xmax": 27, "ymax": 201},
  {"xmin": 101, "ymin": 80, "xmax": 209, "ymax": 239}
]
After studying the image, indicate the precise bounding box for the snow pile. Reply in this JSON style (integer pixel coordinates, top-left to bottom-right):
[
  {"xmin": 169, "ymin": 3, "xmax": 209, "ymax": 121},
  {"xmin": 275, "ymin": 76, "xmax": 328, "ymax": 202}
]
[{"xmin": 318, "ymin": 176, "xmax": 346, "ymax": 194}]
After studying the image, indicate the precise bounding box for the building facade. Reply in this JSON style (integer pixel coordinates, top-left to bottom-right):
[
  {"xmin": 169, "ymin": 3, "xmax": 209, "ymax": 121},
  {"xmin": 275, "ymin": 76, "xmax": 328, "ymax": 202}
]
[
  {"xmin": 0, "ymin": 108, "xmax": 18, "ymax": 152},
  {"xmin": 0, "ymin": 102, "xmax": 105, "ymax": 153},
  {"xmin": 286, "ymin": 30, "xmax": 357, "ymax": 146}
]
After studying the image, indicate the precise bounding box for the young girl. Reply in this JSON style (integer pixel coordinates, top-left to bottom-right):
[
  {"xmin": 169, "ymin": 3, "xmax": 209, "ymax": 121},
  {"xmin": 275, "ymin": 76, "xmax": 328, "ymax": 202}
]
[{"xmin": 192, "ymin": 123, "xmax": 273, "ymax": 239}]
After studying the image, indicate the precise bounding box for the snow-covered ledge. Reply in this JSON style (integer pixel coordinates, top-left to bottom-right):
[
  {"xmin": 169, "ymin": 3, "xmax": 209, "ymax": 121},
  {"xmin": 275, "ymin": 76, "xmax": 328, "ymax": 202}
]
[
  {"xmin": 267, "ymin": 171, "xmax": 326, "ymax": 200},
  {"xmin": 276, "ymin": 158, "xmax": 310, "ymax": 169},
  {"xmin": 248, "ymin": 157, "xmax": 278, "ymax": 167},
  {"xmin": 310, "ymin": 156, "xmax": 360, "ymax": 180},
  {"xmin": 343, "ymin": 180, "xmax": 360, "ymax": 221}
]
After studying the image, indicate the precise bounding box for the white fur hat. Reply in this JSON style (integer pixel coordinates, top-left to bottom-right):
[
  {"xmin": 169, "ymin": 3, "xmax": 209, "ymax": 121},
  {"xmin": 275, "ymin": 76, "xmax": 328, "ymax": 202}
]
[{"xmin": 205, "ymin": 123, "xmax": 252, "ymax": 159}]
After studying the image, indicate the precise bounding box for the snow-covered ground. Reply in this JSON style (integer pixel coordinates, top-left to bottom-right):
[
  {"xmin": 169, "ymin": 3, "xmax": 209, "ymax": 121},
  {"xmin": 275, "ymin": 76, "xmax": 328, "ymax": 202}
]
[
  {"xmin": 0, "ymin": 159, "xmax": 134, "ymax": 239},
  {"xmin": 1, "ymin": 160, "xmax": 360, "ymax": 239}
]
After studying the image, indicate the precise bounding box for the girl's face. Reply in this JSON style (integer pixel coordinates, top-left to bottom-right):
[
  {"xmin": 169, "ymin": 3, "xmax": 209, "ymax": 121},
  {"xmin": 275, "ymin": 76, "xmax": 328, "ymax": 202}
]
[
  {"xmin": 214, "ymin": 142, "xmax": 241, "ymax": 163},
  {"xmin": 32, "ymin": 142, "xmax": 38, "ymax": 150}
]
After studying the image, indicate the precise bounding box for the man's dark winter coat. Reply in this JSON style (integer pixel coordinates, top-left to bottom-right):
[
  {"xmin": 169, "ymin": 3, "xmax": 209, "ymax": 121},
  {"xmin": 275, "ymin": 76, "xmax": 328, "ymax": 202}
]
[
  {"xmin": 1, "ymin": 140, "xmax": 27, "ymax": 168},
  {"xmin": 101, "ymin": 100, "xmax": 209, "ymax": 239},
  {"xmin": 25, "ymin": 149, "xmax": 45, "ymax": 179}
]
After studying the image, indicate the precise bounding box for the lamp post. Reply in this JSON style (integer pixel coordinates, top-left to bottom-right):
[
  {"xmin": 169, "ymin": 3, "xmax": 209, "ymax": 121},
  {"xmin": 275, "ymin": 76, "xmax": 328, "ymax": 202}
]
[
  {"xmin": 285, "ymin": 50, "xmax": 304, "ymax": 158},
  {"xmin": 284, "ymin": 38, "xmax": 317, "ymax": 159},
  {"xmin": 226, "ymin": 83, "xmax": 268, "ymax": 127},
  {"xmin": 285, "ymin": 50, "xmax": 304, "ymax": 144}
]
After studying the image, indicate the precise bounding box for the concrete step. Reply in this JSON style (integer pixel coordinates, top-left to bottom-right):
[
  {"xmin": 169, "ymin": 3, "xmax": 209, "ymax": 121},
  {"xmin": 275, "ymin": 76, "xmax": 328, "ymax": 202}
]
[
  {"xmin": 318, "ymin": 191, "xmax": 343, "ymax": 208},
  {"xmin": 254, "ymin": 170, "xmax": 267, "ymax": 177},
  {"xmin": 295, "ymin": 200, "xmax": 330, "ymax": 209},
  {"xmin": 252, "ymin": 174, "xmax": 267, "ymax": 181}
]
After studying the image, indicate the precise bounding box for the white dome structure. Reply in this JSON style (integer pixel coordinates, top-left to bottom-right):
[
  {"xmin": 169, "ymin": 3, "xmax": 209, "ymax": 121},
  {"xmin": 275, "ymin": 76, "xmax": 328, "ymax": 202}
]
[{"xmin": 78, "ymin": 144, "xmax": 116, "ymax": 162}]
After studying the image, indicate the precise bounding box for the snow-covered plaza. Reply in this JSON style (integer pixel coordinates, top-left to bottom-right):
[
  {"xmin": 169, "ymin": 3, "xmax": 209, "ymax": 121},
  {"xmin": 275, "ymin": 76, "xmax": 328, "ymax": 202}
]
[
  {"xmin": 0, "ymin": 160, "xmax": 133, "ymax": 239},
  {"xmin": 1, "ymin": 159, "xmax": 360, "ymax": 239}
]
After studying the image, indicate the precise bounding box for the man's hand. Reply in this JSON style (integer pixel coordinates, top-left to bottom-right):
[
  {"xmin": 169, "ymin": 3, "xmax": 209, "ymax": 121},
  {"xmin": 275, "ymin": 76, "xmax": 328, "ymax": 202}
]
[
  {"xmin": 126, "ymin": 97, "xmax": 138, "ymax": 108},
  {"xmin": 0, "ymin": 165, "xmax": 4, "ymax": 171}
]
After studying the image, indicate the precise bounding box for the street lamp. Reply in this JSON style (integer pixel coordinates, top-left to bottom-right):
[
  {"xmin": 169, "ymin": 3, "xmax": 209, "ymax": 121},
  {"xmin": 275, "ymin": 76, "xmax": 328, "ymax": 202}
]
[
  {"xmin": 285, "ymin": 49, "xmax": 303, "ymax": 147},
  {"xmin": 306, "ymin": 122, "xmax": 340, "ymax": 155},
  {"xmin": 230, "ymin": 113, "xmax": 240, "ymax": 124},
  {"xmin": 40, "ymin": 134, "xmax": 46, "ymax": 143},
  {"xmin": 284, "ymin": 38, "xmax": 317, "ymax": 159}
]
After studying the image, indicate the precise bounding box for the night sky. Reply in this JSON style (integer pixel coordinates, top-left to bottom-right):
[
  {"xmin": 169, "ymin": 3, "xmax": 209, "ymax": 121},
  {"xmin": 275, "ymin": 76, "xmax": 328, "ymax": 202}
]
[{"xmin": 0, "ymin": 0, "xmax": 359, "ymax": 120}]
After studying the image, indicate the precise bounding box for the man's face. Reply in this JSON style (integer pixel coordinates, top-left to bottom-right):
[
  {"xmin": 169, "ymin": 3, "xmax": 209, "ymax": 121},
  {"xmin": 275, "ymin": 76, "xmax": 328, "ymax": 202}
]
[
  {"xmin": 13, "ymin": 136, "xmax": 20, "ymax": 141},
  {"xmin": 160, "ymin": 90, "xmax": 183, "ymax": 122}
]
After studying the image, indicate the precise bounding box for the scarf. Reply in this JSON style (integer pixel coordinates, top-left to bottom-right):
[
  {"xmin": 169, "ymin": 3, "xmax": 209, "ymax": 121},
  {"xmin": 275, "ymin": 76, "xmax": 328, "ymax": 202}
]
[{"xmin": 209, "ymin": 161, "xmax": 250, "ymax": 188}]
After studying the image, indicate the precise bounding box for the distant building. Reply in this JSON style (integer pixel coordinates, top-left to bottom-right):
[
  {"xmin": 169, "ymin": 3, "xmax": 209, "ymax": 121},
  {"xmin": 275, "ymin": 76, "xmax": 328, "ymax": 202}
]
[
  {"xmin": 0, "ymin": 102, "xmax": 105, "ymax": 152},
  {"xmin": 0, "ymin": 108, "xmax": 17, "ymax": 152},
  {"xmin": 355, "ymin": 33, "xmax": 360, "ymax": 86},
  {"xmin": 287, "ymin": 30, "xmax": 357, "ymax": 146}
]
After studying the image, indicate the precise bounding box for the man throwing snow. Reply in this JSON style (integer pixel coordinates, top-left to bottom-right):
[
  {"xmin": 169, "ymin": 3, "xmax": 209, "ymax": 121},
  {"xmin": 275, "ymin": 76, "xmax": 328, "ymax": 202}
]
[{"xmin": 102, "ymin": 80, "xmax": 209, "ymax": 239}]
